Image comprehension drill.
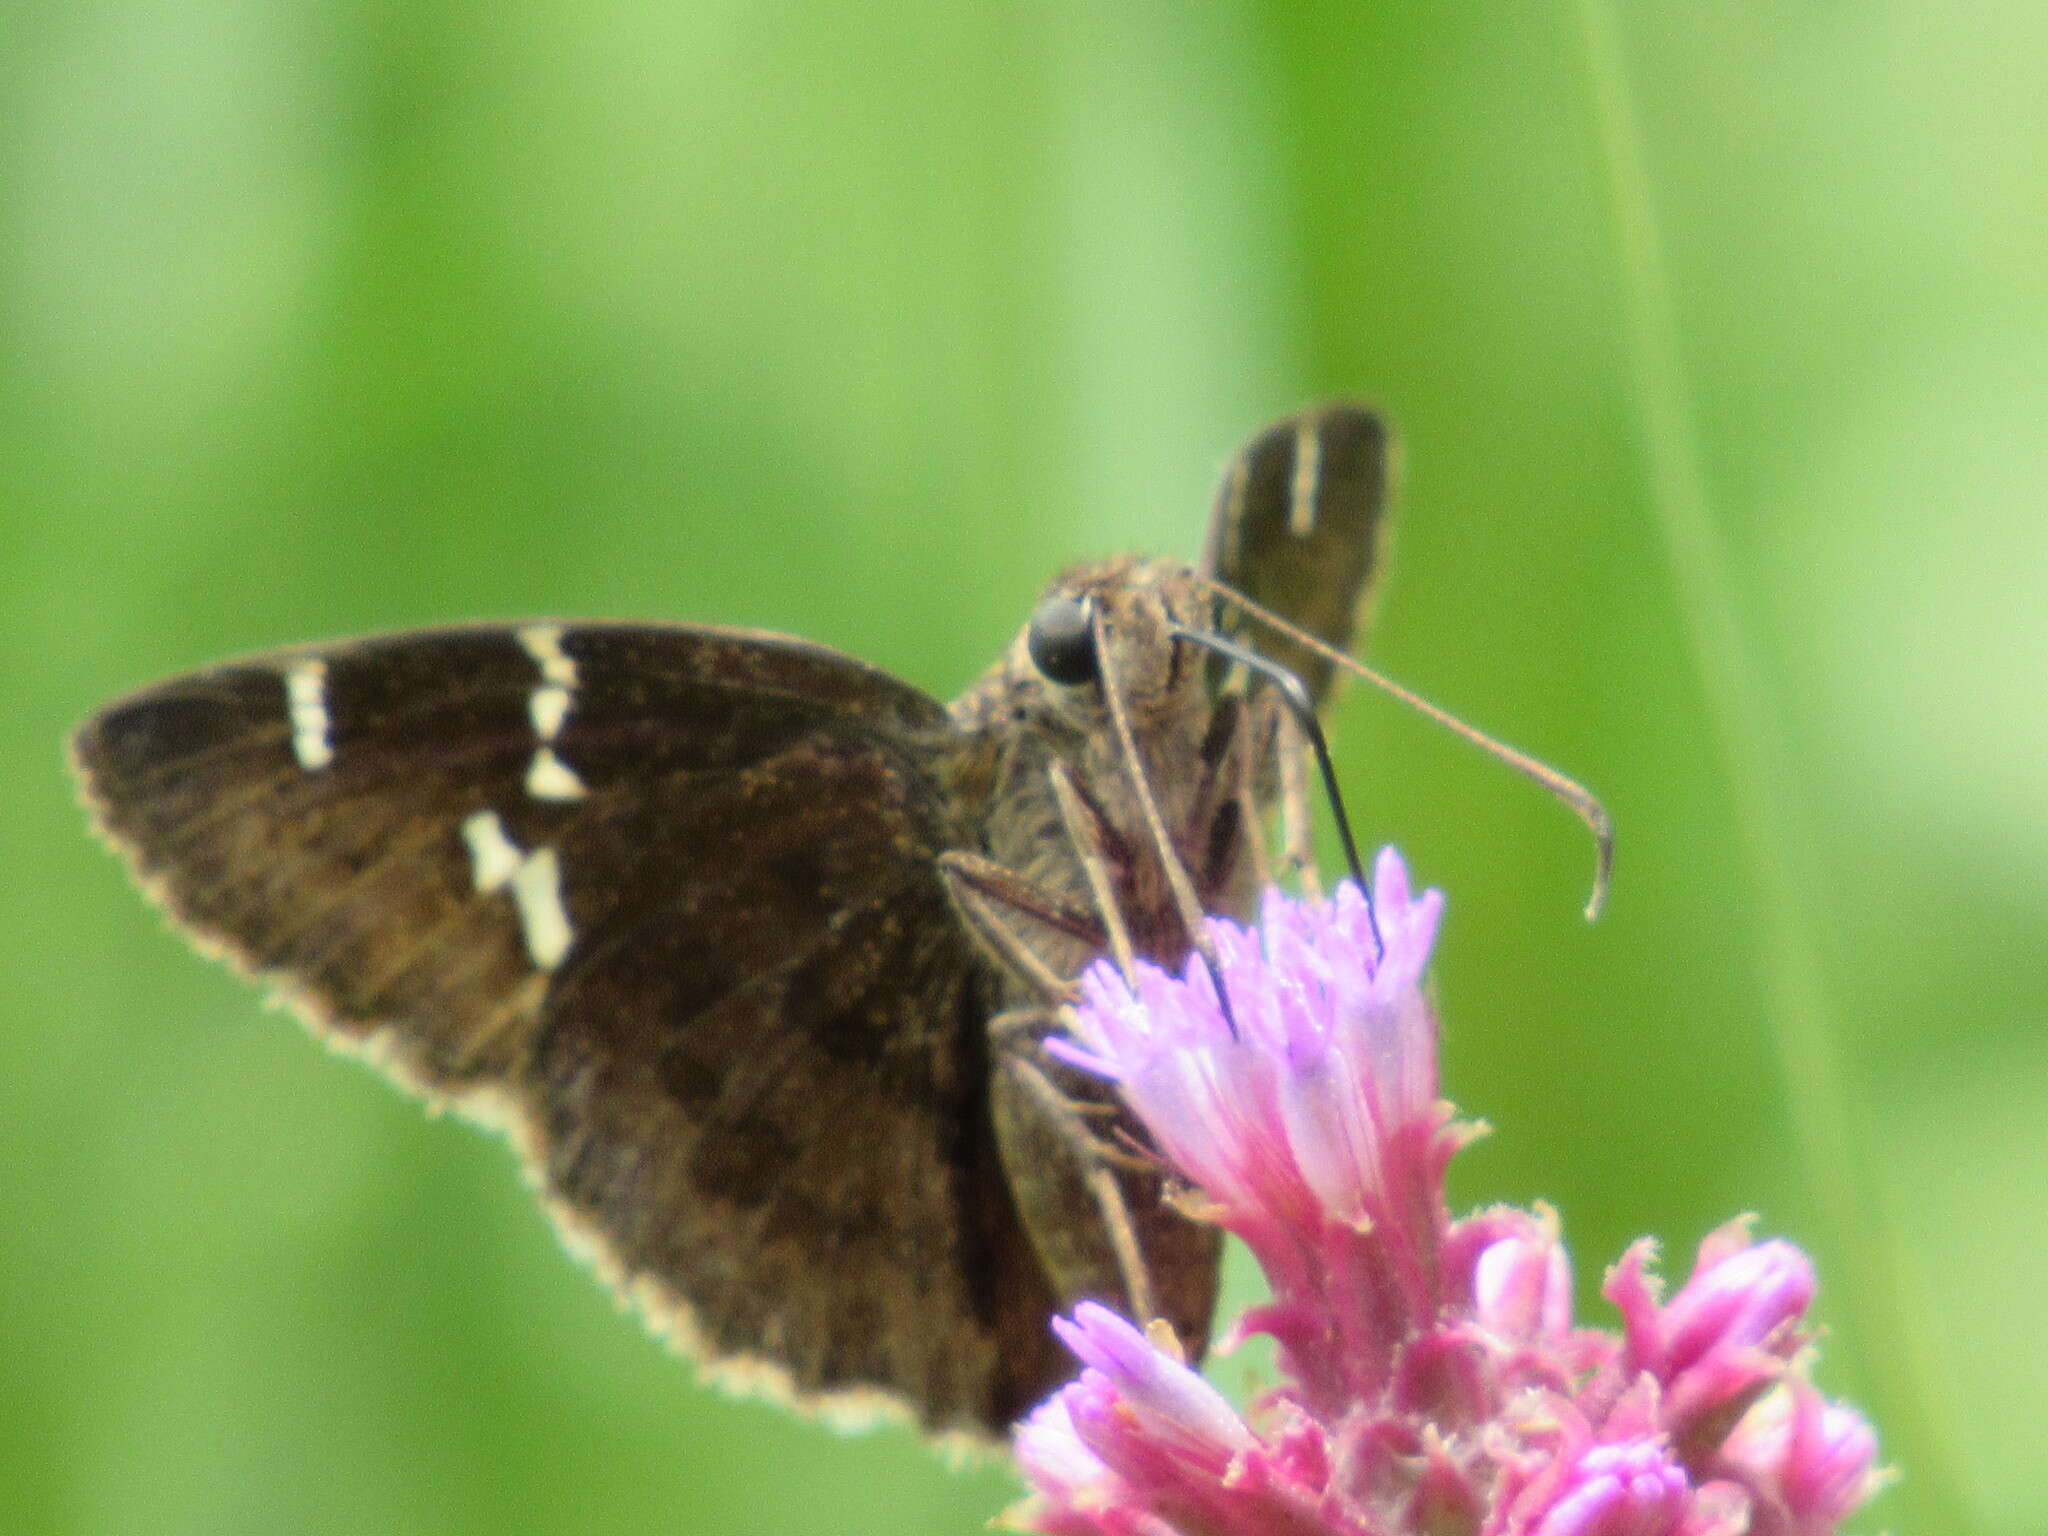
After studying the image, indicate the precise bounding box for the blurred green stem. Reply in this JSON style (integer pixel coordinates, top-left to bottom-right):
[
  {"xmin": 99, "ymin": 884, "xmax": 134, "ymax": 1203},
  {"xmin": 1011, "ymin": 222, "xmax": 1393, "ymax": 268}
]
[{"xmin": 1564, "ymin": 2, "xmax": 1971, "ymax": 1527}]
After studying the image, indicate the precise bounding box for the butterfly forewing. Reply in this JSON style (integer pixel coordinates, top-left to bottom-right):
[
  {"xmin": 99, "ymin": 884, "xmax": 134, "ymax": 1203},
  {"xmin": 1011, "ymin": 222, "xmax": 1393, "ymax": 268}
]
[
  {"xmin": 74, "ymin": 622, "xmax": 1066, "ymax": 1434},
  {"xmin": 78, "ymin": 633, "xmax": 556, "ymax": 1088}
]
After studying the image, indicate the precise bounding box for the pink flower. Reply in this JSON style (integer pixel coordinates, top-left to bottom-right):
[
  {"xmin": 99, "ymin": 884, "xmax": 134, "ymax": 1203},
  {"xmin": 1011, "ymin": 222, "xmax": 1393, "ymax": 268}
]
[
  {"xmin": 1518, "ymin": 1437, "xmax": 1689, "ymax": 1536},
  {"xmin": 1606, "ymin": 1224, "xmax": 1817, "ymax": 1449},
  {"xmin": 1051, "ymin": 1303, "xmax": 1254, "ymax": 1473},
  {"xmin": 1011, "ymin": 1306, "xmax": 1336, "ymax": 1536},
  {"xmin": 1010, "ymin": 854, "xmax": 1880, "ymax": 1536},
  {"xmin": 1719, "ymin": 1382, "xmax": 1883, "ymax": 1533},
  {"xmin": 1473, "ymin": 1216, "xmax": 1574, "ymax": 1347},
  {"xmin": 1051, "ymin": 854, "xmax": 1460, "ymax": 1416}
]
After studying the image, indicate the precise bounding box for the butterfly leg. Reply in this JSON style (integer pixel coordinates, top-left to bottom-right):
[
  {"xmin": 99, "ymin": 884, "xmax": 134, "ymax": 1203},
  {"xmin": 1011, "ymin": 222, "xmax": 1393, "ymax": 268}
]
[
  {"xmin": 989, "ymin": 1009, "xmax": 1161, "ymax": 1316},
  {"xmin": 986, "ymin": 1005, "xmax": 1217, "ymax": 1352},
  {"xmin": 937, "ymin": 853, "xmax": 1219, "ymax": 1357},
  {"xmin": 937, "ymin": 851, "xmax": 1103, "ymax": 1004},
  {"xmin": 986, "ymin": 1012, "xmax": 1159, "ymax": 1163}
]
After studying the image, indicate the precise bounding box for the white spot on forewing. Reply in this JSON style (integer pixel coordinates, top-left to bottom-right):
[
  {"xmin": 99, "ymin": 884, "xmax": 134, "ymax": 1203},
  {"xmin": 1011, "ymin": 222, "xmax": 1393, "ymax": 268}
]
[
  {"xmin": 462, "ymin": 810, "xmax": 523, "ymax": 891},
  {"xmin": 518, "ymin": 627, "xmax": 584, "ymax": 799},
  {"xmin": 519, "ymin": 625, "xmax": 578, "ymax": 687},
  {"xmin": 510, "ymin": 847, "xmax": 573, "ymax": 968},
  {"xmin": 530, "ymin": 684, "xmax": 572, "ymax": 740},
  {"xmin": 284, "ymin": 660, "xmax": 334, "ymax": 770},
  {"xmin": 1288, "ymin": 420, "xmax": 1322, "ymax": 538},
  {"xmin": 458, "ymin": 810, "xmax": 576, "ymax": 968},
  {"xmin": 525, "ymin": 746, "xmax": 588, "ymax": 800}
]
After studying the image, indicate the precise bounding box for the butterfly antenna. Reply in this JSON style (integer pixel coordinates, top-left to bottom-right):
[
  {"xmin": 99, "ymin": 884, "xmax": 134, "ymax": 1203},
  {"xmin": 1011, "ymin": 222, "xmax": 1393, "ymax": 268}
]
[
  {"xmin": 1089, "ymin": 605, "xmax": 1241, "ymax": 1037},
  {"xmin": 1169, "ymin": 626, "xmax": 1379, "ymax": 952},
  {"xmin": 1197, "ymin": 574, "xmax": 1615, "ymax": 921}
]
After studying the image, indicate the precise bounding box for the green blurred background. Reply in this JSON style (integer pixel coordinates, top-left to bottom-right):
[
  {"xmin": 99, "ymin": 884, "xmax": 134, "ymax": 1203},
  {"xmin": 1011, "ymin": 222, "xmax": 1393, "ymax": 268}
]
[{"xmin": 5, "ymin": 4, "xmax": 2041, "ymax": 1533}]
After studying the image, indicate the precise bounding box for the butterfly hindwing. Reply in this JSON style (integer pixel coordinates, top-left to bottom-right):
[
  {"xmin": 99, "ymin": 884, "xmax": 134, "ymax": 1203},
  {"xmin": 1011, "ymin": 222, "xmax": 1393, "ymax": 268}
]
[
  {"xmin": 1203, "ymin": 402, "xmax": 1393, "ymax": 704},
  {"xmin": 73, "ymin": 622, "xmax": 1063, "ymax": 1435}
]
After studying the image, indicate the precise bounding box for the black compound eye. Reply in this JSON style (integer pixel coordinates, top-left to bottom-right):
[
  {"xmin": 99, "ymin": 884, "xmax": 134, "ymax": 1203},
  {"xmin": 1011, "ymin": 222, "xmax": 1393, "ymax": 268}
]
[{"xmin": 1026, "ymin": 594, "xmax": 1099, "ymax": 685}]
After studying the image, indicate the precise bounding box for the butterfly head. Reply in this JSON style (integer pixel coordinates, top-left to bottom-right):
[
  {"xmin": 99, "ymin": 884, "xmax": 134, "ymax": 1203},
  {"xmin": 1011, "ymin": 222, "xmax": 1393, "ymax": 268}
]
[{"xmin": 1017, "ymin": 557, "xmax": 1215, "ymax": 728}]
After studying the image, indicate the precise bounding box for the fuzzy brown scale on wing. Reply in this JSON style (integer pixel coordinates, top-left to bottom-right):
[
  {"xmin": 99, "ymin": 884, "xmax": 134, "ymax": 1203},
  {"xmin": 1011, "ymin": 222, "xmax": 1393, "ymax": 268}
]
[
  {"xmin": 75, "ymin": 665, "xmax": 551, "ymax": 1086},
  {"xmin": 524, "ymin": 721, "xmax": 1049, "ymax": 1427},
  {"xmin": 543, "ymin": 627, "xmax": 960, "ymax": 784}
]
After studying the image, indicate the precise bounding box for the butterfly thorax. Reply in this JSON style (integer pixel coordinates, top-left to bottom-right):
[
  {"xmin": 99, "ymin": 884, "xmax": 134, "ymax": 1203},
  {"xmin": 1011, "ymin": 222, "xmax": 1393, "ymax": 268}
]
[{"xmin": 944, "ymin": 555, "xmax": 1256, "ymax": 988}]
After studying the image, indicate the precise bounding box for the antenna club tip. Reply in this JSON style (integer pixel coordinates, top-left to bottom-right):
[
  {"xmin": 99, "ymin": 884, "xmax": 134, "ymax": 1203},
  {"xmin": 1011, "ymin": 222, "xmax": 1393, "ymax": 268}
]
[{"xmin": 1581, "ymin": 836, "xmax": 1615, "ymax": 922}]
